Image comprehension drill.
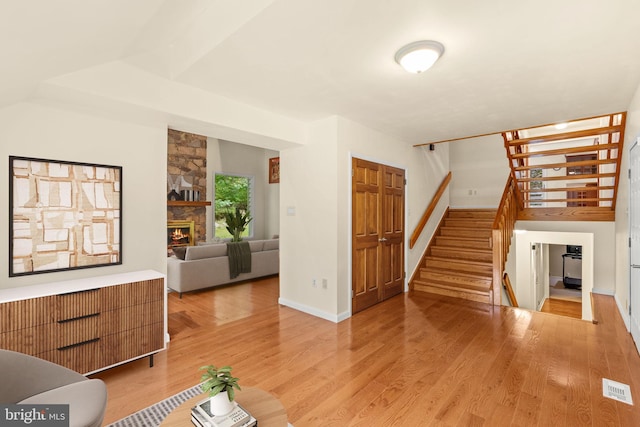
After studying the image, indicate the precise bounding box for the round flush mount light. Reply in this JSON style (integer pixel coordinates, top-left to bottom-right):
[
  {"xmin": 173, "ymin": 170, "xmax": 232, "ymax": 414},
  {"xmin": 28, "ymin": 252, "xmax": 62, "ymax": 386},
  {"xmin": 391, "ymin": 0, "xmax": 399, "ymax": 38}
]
[{"xmin": 395, "ymin": 40, "xmax": 445, "ymax": 73}]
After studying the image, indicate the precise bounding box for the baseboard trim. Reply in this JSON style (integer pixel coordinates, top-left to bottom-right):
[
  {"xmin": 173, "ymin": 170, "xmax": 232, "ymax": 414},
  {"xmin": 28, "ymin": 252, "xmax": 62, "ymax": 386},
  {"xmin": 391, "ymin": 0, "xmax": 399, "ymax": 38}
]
[
  {"xmin": 614, "ymin": 294, "xmax": 631, "ymax": 331},
  {"xmin": 592, "ymin": 288, "xmax": 615, "ymax": 296},
  {"xmin": 278, "ymin": 297, "xmax": 350, "ymax": 323}
]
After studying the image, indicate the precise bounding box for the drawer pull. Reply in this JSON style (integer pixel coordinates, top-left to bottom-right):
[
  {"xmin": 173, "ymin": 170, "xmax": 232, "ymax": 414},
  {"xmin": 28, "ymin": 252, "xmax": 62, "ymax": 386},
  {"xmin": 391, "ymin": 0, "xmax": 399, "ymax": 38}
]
[
  {"xmin": 57, "ymin": 312, "xmax": 100, "ymax": 324},
  {"xmin": 57, "ymin": 337, "xmax": 100, "ymax": 351},
  {"xmin": 60, "ymin": 288, "xmax": 100, "ymax": 296}
]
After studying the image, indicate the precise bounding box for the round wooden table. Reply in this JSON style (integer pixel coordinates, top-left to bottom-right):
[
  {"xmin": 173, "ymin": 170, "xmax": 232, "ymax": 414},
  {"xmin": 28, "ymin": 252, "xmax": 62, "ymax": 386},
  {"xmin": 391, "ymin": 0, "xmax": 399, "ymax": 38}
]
[{"xmin": 161, "ymin": 387, "xmax": 288, "ymax": 427}]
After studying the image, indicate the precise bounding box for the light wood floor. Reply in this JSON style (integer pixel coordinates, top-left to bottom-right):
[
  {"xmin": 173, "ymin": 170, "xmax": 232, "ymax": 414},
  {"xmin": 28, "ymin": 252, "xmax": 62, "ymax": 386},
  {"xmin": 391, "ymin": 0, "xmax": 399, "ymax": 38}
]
[
  {"xmin": 93, "ymin": 276, "xmax": 640, "ymax": 426},
  {"xmin": 540, "ymin": 297, "xmax": 582, "ymax": 319}
]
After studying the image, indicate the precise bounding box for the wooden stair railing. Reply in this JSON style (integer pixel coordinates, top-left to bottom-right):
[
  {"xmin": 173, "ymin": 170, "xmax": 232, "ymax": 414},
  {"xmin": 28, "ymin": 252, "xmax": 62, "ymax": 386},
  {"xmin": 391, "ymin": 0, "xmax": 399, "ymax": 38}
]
[
  {"xmin": 491, "ymin": 175, "xmax": 519, "ymax": 305},
  {"xmin": 502, "ymin": 272, "xmax": 518, "ymax": 307},
  {"xmin": 409, "ymin": 171, "xmax": 452, "ymax": 249},
  {"xmin": 501, "ymin": 112, "xmax": 626, "ymax": 221}
]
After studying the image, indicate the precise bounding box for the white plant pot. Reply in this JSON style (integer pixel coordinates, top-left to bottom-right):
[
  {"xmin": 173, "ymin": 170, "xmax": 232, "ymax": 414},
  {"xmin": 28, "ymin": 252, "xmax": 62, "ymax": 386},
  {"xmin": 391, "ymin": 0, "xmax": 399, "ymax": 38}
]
[{"xmin": 210, "ymin": 390, "xmax": 234, "ymax": 416}]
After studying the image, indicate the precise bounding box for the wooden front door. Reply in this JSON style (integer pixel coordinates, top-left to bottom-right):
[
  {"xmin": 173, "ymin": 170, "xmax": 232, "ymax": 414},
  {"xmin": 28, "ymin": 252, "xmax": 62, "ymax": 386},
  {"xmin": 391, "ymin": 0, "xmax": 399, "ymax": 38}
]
[{"xmin": 352, "ymin": 158, "xmax": 405, "ymax": 314}]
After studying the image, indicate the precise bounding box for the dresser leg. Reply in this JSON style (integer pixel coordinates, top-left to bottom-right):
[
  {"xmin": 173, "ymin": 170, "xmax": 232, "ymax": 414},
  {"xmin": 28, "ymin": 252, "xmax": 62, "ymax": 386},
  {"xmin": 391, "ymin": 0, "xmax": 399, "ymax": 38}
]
[{"xmin": 149, "ymin": 354, "xmax": 154, "ymax": 368}]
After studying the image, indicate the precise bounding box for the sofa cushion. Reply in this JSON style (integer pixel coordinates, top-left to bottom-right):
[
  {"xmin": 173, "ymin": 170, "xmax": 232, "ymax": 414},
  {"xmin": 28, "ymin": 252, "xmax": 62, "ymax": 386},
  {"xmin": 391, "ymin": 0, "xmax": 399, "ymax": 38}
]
[
  {"xmin": 263, "ymin": 239, "xmax": 279, "ymax": 251},
  {"xmin": 186, "ymin": 244, "xmax": 227, "ymax": 260},
  {"xmin": 249, "ymin": 240, "xmax": 264, "ymax": 252}
]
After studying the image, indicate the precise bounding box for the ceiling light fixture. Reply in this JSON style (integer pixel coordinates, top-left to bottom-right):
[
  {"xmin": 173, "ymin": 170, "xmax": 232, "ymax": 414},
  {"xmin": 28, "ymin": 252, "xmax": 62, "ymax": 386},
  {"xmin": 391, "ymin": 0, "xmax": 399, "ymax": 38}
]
[{"xmin": 395, "ymin": 40, "xmax": 445, "ymax": 73}]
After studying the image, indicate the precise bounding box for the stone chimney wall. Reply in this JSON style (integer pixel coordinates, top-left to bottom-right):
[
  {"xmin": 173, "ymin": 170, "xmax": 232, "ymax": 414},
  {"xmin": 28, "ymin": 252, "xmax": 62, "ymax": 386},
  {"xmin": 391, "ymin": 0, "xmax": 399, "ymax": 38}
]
[{"xmin": 167, "ymin": 129, "xmax": 208, "ymax": 244}]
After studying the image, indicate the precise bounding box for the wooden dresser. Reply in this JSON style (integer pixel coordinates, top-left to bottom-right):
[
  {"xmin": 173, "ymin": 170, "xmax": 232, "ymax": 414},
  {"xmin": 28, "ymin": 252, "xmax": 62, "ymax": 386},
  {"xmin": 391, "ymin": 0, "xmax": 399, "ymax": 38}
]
[{"xmin": 0, "ymin": 270, "xmax": 167, "ymax": 375}]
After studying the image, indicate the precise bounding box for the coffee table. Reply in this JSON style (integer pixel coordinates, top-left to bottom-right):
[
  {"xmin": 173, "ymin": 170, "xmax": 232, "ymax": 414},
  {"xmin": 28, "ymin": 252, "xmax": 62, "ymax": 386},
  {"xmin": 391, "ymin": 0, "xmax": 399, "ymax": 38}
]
[{"xmin": 160, "ymin": 386, "xmax": 288, "ymax": 427}]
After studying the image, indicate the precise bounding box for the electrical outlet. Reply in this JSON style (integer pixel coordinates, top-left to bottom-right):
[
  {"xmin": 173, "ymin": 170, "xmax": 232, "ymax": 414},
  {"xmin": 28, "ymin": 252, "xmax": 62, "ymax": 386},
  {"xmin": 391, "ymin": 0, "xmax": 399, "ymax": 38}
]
[
  {"xmin": 312, "ymin": 279, "xmax": 317, "ymax": 288},
  {"xmin": 322, "ymin": 279, "xmax": 328, "ymax": 289}
]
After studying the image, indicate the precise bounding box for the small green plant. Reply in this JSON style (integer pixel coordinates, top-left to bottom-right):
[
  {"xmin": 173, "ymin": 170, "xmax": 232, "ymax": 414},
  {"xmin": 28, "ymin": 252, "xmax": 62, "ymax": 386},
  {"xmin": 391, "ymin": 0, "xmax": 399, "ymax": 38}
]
[
  {"xmin": 224, "ymin": 207, "xmax": 252, "ymax": 242},
  {"xmin": 200, "ymin": 365, "xmax": 241, "ymax": 401}
]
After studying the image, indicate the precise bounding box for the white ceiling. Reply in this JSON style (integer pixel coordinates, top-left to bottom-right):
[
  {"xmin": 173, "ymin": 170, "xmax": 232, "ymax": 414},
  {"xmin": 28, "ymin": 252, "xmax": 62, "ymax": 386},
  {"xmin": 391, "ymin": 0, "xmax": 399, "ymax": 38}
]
[{"xmin": 3, "ymin": 0, "xmax": 640, "ymax": 145}]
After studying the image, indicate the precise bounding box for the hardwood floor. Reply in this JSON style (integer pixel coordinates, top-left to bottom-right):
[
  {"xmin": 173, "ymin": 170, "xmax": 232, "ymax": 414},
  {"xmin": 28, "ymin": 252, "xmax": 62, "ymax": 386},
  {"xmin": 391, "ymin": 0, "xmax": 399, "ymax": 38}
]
[
  {"xmin": 540, "ymin": 297, "xmax": 582, "ymax": 319},
  {"xmin": 93, "ymin": 276, "xmax": 640, "ymax": 426}
]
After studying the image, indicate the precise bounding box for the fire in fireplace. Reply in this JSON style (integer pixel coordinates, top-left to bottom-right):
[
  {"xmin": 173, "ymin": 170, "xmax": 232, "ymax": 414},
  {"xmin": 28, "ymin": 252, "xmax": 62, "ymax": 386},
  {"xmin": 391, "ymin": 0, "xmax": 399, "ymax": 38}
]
[{"xmin": 167, "ymin": 220, "xmax": 195, "ymax": 248}]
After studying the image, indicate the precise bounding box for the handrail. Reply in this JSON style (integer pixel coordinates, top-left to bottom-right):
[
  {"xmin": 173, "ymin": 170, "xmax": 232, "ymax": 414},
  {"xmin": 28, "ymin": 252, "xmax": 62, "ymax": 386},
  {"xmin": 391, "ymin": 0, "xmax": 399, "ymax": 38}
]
[
  {"xmin": 502, "ymin": 272, "xmax": 518, "ymax": 307},
  {"xmin": 491, "ymin": 175, "xmax": 519, "ymax": 305},
  {"xmin": 409, "ymin": 172, "xmax": 452, "ymax": 249}
]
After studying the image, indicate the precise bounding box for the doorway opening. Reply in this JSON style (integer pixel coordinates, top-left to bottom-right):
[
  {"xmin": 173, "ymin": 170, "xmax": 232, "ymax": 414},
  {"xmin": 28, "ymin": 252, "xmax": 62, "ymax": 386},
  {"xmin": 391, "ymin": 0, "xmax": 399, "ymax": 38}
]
[
  {"xmin": 530, "ymin": 242, "xmax": 582, "ymax": 320},
  {"xmin": 515, "ymin": 230, "xmax": 593, "ymax": 321}
]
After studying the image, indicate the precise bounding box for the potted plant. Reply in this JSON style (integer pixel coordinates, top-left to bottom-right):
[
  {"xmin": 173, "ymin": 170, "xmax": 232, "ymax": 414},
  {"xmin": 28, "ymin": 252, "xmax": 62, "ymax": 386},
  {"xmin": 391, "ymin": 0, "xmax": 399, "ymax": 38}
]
[
  {"xmin": 200, "ymin": 365, "xmax": 241, "ymax": 416},
  {"xmin": 224, "ymin": 207, "xmax": 252, "ymax": 242}
]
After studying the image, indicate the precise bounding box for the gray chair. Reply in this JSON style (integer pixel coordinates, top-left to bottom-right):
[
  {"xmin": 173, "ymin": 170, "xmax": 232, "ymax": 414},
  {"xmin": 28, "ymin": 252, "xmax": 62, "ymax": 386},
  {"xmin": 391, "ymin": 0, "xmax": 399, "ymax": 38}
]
[{"xmin": 0, "ymin": 349, "xmax": 107, "ymax": 427}]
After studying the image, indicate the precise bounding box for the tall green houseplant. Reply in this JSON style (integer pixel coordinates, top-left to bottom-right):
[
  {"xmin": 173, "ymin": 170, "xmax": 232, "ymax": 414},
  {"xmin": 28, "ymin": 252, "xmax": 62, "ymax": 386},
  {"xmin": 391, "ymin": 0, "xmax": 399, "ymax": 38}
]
[{"xmin": 224, "ymin": 207, "xmax": 252, "ymax": 242}]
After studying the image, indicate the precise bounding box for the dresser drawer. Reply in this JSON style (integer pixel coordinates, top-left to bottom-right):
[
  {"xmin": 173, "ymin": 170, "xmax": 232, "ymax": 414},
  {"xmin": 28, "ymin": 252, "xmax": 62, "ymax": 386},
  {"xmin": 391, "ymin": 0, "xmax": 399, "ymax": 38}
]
[
  {"xmin": 101, "ymin": 302, "xmax": 163, "ymax": 332},
  {"xmin": 0, "ymin": 297, "xmax": 54, "ymax": 331},
  {"xmin": 55, "ymin": 314, "xmax": 101, "ymax": 349},
  {"xmin": 101, "ymin": 323, "xmax": 163, "ymax": 367},
  {"xmin": 42, "ymin": 338, "xmax": 102, "ymax": 374},
  {"xmin": 101, "ymin": 279, "xmax": 163, "ymax": 311},
  {"xmin": 55, "ymin": 289, "xmax": 101, "ymax": 321},
  {"xmin": 0, "ymin": 324, "xmax": 54, "ymax": 355}
]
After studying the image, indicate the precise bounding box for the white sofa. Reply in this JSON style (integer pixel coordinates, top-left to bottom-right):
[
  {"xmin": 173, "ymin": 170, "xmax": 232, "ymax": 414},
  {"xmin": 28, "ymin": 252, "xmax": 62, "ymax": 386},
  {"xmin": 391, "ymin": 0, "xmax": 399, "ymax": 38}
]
[{"xmin": 167, "ymin": 239, "xmax": 279, "ymax": 296}]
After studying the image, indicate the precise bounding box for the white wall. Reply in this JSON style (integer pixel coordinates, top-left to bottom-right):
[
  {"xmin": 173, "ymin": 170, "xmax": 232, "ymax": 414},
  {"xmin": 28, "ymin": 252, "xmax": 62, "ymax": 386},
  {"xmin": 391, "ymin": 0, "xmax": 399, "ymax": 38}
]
[
  {"xmin": 516, "ymin": 220, "xmax": 615, "ymax": 295},
  {"xmin": 0, "ymin": 102, "xmax": 167, "ymax": 289},
  {"xmin": 279, "ymin": 116, "xmax": 450, "ymax": 321},
  {"xmin": 279, "ymin": 117, "xmax": 340, "ymax": 320},
  {"xmin": 449, "ymin": 134, "xmax": 511, "ymax": 208},
  {"xmin": 206, "ymin": 138, "xmax": 279, "ymax": 241},
  {"xmin": 615, "ymin": 82, "xmax": 640, "ymax": 328}
]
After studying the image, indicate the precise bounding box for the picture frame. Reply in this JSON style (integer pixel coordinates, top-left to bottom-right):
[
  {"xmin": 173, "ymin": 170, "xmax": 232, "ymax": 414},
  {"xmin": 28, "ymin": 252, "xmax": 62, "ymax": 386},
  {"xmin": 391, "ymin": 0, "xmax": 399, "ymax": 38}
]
[
  {"xmin": 9, "ymin": 156, "xmax": 123, "ymax": 276},
  {"xmin": 269, "ymin": 157, "xmax": 280, "ymax": 184}
]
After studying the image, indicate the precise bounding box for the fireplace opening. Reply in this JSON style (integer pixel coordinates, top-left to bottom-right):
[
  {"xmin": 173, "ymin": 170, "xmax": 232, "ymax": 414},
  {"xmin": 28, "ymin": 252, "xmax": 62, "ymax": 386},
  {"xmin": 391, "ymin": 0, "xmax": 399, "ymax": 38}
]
[{"xmin": 167, "ymin": 220, "xmax": 195, "ymax": 248}]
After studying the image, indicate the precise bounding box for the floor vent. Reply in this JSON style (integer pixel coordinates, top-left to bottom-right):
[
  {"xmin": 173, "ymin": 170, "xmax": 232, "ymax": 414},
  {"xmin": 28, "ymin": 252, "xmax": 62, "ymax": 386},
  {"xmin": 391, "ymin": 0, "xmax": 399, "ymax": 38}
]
[{"xmin": 602, "ymin": 378, "xmax": 633, "ymax": 405}]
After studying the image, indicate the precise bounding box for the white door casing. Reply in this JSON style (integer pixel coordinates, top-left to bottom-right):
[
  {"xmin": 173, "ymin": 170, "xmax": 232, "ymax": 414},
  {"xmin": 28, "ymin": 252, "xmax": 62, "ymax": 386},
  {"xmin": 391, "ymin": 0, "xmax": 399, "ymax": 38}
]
[{"xmin": 629, "ymin": 140, "xmax": 640, "ymax": 353}]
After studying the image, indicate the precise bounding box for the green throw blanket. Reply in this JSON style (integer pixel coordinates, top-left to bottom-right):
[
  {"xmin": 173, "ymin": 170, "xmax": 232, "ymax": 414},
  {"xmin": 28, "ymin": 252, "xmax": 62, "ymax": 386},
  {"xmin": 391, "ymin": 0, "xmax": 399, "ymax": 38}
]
[{"xmin": 227, "ymin": 241, "xmax": 252, "ymax": 279}]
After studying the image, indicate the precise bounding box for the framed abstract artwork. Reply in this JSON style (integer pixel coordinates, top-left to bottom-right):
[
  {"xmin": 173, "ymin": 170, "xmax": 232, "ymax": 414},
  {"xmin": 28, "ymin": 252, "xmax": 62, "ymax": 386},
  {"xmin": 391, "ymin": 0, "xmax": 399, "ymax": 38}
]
[
  {"xmin": 269, "ymin": 157, "xmax": 280, "ymax": 184},
  {"xmin": 9, "ymin": 156, "xmax": 122, "ymax": 276}
]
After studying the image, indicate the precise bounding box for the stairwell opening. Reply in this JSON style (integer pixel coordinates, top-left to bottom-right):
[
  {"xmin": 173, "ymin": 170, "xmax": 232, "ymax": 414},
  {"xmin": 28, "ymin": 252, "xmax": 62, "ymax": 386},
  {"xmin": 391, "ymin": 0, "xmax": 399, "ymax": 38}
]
[{"xmin": 511, "ymin": 230, "xmax": 593, "ymax": 321}]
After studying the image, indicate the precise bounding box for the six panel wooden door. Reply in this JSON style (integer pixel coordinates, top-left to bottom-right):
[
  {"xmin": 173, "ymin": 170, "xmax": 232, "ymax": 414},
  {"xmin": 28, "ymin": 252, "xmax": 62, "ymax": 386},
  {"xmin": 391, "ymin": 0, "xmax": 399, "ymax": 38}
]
[{"xmin": 352, "ymin": 158, "xmax": 405, "ymax": 314}]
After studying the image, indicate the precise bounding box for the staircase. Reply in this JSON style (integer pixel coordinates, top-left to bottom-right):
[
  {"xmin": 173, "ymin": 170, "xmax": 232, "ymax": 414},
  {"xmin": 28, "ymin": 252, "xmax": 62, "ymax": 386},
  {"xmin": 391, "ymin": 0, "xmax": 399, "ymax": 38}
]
[{"xmin": 412, "ymin": 208, "xmax": 496, "ymax": 304}]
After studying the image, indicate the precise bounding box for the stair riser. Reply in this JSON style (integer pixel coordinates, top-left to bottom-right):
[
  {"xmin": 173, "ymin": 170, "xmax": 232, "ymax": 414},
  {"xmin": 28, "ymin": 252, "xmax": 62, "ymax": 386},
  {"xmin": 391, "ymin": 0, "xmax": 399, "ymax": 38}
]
[
  {"xmin": 413, "ymin": 283, "xmax": 492, "ymax": 304},
  {"xmin": 447, "ymin": 210, "xmax": 497, "ymax": 219},
  {"xmin": 434, "ymin": 237, "xmax": 491, "ymax": 250},
  {"xmin": 444, "ymin": 219, "xmax": 493, "ymax": 229},
  {"xmin": 419, "ymin": 271, "xmax": 492, "ymax": 287},
  {"xmin": 424, "ymin": 259, "xmax": 493, "ymax": 275},
  {"xmin": 439, "ymin": 228, "xmax": 491, "ymax": 238},
  {"xmin": 430, "ymin": 247, "xmax": 493, "ymax": 262}
]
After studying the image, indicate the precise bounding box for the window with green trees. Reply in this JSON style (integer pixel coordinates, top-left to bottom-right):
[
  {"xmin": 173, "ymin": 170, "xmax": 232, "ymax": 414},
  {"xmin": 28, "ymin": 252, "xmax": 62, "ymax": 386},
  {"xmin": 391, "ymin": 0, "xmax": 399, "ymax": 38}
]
[{"xmin": 214, "ymin": 174, "xmax": 253, "ymax": 239}]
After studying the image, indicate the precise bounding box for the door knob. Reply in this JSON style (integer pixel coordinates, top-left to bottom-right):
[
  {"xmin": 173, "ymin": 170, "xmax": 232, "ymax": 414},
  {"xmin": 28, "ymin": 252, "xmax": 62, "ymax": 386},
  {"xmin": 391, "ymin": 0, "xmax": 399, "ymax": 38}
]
[{"xmin": 379, "ymin": 237, "xmax": 388, "ymax": 242}]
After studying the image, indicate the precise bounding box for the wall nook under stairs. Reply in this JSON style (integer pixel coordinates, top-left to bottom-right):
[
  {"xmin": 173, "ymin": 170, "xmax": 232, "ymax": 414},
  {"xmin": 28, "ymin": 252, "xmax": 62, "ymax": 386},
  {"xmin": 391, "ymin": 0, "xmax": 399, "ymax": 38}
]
[{"xmin": 411, "ymin": 208, "xmax": 497, "ymax": 304}]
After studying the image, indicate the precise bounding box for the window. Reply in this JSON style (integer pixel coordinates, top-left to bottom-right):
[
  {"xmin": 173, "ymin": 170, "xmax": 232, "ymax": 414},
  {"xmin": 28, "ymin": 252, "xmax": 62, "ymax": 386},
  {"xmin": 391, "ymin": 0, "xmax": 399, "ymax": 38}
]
[
  {"xmin": 214, "ymin": 173, "xmax": 254, "ymax": 239},
  {"xmin": 529, "ymin": 168, "xmax": 544, "ymax": 207}
]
